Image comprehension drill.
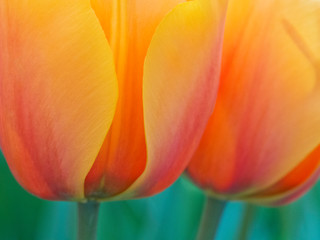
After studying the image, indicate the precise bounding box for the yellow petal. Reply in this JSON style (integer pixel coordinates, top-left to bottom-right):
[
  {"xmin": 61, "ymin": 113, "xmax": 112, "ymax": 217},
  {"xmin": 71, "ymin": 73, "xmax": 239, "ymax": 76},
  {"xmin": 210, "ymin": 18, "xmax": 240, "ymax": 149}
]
[
  {"xmin": 117, "ymin": 0, "xmax": 227, "ymax": 198},
  {"xmin": 0, "ymin": 0, "xmax": 118, "ymax": 200}
]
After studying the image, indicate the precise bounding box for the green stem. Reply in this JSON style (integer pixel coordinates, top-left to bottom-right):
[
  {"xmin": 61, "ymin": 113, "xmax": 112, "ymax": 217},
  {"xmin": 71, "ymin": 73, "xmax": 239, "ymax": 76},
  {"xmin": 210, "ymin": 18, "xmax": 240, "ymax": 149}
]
[
  {"xmin": 196, "ymin": 196, "xmax": 226, "ymax": 240},
  {"xmin": 77, "ymin": 201, "xmax": 100, "ymax": 240},
  {"xmin": 238, "ymin": 204, "xmax": 254, "ymax": 240}
]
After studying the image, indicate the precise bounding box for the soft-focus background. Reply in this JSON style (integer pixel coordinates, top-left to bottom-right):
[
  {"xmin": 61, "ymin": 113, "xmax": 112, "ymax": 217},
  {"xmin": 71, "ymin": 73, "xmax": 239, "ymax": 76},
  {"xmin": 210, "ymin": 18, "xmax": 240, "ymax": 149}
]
[{"xmin": 1, "ymin": 152, "xmax": 320, "ymax": 240}]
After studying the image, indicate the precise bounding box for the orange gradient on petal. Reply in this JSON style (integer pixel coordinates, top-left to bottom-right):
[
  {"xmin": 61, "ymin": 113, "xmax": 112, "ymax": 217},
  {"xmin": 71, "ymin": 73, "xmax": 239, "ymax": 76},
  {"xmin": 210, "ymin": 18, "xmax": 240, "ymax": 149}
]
[
  {"xmin": 187, "ymin": 0, "xmax": 320, "ymax": 204},
  {"xmin": 246, "ymin": 144, "xmax": 320, "ymax": 199},
  {"xmin": 85, "ymin": 0, "xmax": 186, "ymax": 198}
]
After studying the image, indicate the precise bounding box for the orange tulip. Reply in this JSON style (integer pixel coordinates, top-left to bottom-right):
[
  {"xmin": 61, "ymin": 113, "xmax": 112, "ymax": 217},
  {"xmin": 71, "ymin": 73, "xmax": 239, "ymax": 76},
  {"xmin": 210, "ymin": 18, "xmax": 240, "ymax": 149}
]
[
  {"xmin": 0, "ymin": 0, "xmax": 227, "ymax": 201},
  {"xmin": 187, "ymin": 0, "xmax": 320, "ymax": 206}
]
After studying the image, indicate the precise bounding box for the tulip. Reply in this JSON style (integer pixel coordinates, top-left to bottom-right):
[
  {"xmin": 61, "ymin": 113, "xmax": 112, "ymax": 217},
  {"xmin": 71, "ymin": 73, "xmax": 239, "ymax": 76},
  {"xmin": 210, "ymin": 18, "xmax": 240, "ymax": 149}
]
[
  {"xmin": 187, "ymin": 0, "xmax": 320, "ymax": 207},
  {"xmin": 189, "ymin": 1, "xmax": 320, "ymax": 239},
  {"xmin": 0, "ymin": 0, "xmax": 227, "ymax": 202},
  {"xmin": 1, "ymin": 1, "xmax": 228, "ymax": 239}
]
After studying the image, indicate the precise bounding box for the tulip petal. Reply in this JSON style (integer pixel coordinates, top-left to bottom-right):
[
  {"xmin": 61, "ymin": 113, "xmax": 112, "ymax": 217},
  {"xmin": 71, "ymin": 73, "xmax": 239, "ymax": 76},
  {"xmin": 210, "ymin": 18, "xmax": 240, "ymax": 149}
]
[
  {"xmin": 85, "ymin": 0, "xmax": 186, "ymax": 197},
  {"xmin": 187, "ymin": 0, "xmax": 320, "ymax": 200},
  {"xmin": 0, "ymin": 0, "xmax": 118, "ymax": 200},
  {"xmin": 243, "ymin": 145, "xmax": 320, "ymax": 205},
  {"xmin": 115, "ymin": 0, "xmax": 227, "ymax": 199}
]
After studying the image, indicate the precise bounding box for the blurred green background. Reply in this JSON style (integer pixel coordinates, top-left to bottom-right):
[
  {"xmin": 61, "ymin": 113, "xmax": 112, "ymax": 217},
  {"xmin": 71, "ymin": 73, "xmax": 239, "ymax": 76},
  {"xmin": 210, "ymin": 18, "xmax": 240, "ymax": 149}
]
[{"xmin": 1, "ymin": 151, "xmax": 320, "ymax": 240}]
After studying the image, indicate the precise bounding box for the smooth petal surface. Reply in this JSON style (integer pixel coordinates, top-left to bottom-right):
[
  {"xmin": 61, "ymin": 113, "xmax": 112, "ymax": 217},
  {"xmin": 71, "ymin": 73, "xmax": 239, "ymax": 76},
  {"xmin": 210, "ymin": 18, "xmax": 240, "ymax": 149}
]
[
  {"xmin": 119, "ymin": 0, "xmax": 228, "ymax": 198},
  {"xmin": 85, "ymin": 0, "xmax": 186, "ymax": 197},
  {"xmin": 187, "ymin": 0, "xmax": 320, "ymax": 203},
  {"xmin": 244, "ymin": 144, "xmax": 320, "ymax": 205},
  {"xmin": 0, "ymin": 0, "xmax": 118, "ymax": 200}
]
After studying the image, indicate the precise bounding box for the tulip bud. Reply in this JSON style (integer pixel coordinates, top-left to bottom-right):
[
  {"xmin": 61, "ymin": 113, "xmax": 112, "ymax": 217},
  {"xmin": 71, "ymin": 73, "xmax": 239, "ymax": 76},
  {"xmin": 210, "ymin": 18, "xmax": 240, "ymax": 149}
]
[
  {"xmin": 0, "ymin": 0, "xmax": 227, "ymax": 201},
  {"xmin": 187, "ymin": 0, "xmax": 320, "ymax": 206}
]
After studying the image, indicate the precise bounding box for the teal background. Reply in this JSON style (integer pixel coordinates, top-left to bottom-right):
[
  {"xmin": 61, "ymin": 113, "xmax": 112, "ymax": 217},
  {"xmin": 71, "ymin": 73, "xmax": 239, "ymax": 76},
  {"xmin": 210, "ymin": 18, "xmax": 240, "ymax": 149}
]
[{"xmin": 1, "ymin": 152, "xmax": 320, "ymax": 240}]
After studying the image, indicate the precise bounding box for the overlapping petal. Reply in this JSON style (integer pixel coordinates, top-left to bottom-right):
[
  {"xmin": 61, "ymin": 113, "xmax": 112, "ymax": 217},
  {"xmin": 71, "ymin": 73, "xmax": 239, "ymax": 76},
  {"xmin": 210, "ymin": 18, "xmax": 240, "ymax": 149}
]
[
  {"xmin": 187, "ymin": 0, "xmax": 320, "ymax": 204},
  {"xmin": 0, "ymin": 0, "xmax": 118, "ymax": 200},
  {"xmin": 85, "ymin": 0, "xmax": 186, "ymax": 198},
  {"xmin": 0, "ymin": 0, "xmax": 228, "ymax": 201},
  {"xmin": 243, "ymin": 144, "xmax": 320, "ymax": 205},
  {"xmin": 85, "ymin": 0, "xmax": 227, "ymax": 199},
  {"xmin": 121, "ymin": 0, "xmax": 228, "ymax": 198}
]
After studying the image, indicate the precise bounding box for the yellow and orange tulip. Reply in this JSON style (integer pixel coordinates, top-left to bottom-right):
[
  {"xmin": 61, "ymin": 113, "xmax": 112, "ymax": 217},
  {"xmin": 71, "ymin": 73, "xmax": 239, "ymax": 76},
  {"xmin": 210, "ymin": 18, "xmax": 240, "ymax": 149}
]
[
  {"xmin": 187, "ymin": 0, "xmax": 320, "ymax": 206},
  {"xmin": 0, "ymin": 0, "xmax": 227, "ymax": 201}
]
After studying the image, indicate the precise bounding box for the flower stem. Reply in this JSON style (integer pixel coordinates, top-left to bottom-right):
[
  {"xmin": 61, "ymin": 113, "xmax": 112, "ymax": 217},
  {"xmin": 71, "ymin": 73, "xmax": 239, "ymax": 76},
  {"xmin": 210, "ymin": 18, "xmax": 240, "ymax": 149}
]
[
  {"xmin": 238, "ymin": 204, "xmax": 254, "ymax": 240},
  {"xmin": 196, "ymin": 196, "xmax": 226, "ymax": 240},
  {"xmin": 77, "ymin": 201, "xmax": 100, "ymax": 240}
]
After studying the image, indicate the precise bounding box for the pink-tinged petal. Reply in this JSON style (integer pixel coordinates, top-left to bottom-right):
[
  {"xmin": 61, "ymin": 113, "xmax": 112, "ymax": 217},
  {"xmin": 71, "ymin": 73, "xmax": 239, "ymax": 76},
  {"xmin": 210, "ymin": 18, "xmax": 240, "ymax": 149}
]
[
  {"xmin": 0, "ymin": 0, "xmax": 118, "ymax": 200},
  {"xmin": 115, "ymin": 0, "xmax": 228, "ymax": 199},
  {"xmin": 242, "ymin": 145, "xmax": 320, "ymax": 206},
  {"xmin": 85, "ymin": 0, "xmax": 186, "ymax": 198},
  {"xmin": 187, "ymin": 0, "xmax": 320, "ymax": 202}
]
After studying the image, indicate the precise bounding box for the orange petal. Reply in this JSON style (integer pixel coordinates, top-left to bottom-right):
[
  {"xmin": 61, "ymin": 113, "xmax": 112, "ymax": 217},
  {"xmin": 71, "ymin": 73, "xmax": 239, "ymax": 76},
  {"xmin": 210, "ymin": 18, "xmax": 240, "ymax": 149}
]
[
  {"xmin": 0, "ymin": 0, "xmax": 118, "ymax": 200},
  {"xmin": 115, "ymin": 0, "xmax": 227, "ymax": 199},
  {"xmin": 85, "ymin": 0, "xmax": 186, "ymax": 197},
  {"xmin": 242, "ymin": 144, "xmax": 320, "ymax": 205},
  {"xmin": 187, "ymin": 0, "xmax": 320, "ymax": 201}
]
